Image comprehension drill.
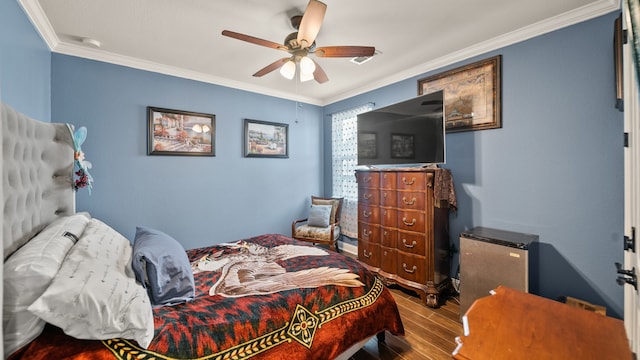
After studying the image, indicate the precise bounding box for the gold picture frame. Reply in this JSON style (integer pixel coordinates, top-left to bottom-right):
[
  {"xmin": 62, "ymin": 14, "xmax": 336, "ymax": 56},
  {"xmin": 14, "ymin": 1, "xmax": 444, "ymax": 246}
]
[{"xmin": 418, "ymin": 55, "xmax": 501, "ymax": 133}]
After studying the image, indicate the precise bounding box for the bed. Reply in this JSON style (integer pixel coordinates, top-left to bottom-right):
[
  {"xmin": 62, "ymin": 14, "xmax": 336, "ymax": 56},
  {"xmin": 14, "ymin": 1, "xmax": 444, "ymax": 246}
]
[{"xmin": 1, "ymin": 102, "xmax": 404, "ymax": 360}]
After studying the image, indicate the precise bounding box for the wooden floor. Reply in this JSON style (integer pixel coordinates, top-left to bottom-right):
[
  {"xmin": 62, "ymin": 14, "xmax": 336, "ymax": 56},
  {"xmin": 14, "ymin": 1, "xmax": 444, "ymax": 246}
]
[{"xmin": 350, "ymin": 285, "xmax": 464, "ymax": 360}]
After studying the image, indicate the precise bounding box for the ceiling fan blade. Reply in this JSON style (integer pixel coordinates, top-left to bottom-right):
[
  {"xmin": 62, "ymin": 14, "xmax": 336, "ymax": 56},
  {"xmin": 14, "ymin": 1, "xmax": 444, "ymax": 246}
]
[
  {"xmin": 253, "ymin": 58, "xmax": 290, "ymax": 77},
  {"xmin": 311, "ymin": 59, "xmax": 328, "ymax": 83},
  {"xmin": 222, "ymin": 30, "xmax": 288, "ymax": 51},
  {"xmin": 297, "ymin": 0, "xmax": 327, "ymax": 48},
  {"xmin": 314, "ymin": 46, "xmax": 375, "ymax": 58}
]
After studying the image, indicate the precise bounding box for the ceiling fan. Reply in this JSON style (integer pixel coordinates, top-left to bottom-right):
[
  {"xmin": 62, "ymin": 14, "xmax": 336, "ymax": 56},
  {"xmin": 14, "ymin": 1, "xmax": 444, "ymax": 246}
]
[{"xmin": 221, "ymin": 0, "xmax": 375, "ymax": 84}]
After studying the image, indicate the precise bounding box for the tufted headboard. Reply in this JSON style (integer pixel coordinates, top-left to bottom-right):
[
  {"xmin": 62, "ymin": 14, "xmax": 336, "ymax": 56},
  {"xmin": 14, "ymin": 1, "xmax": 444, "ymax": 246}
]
[{"xmin": 2, "ymin": 102, "xmax": 76, "ymax": 259}]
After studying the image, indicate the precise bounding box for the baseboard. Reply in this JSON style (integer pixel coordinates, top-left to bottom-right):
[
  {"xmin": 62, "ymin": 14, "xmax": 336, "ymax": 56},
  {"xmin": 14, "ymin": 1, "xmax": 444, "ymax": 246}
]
[{"xmin": 339, "ymin": 240, "xmax": 357, "ymax": 257}]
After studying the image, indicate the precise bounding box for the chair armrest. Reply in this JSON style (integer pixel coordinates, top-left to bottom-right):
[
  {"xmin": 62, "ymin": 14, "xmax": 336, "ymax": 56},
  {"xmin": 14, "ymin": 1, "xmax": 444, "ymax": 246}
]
[{"xmin": 292, "ymin": 218, "xmax": 308, "ymax": 236}]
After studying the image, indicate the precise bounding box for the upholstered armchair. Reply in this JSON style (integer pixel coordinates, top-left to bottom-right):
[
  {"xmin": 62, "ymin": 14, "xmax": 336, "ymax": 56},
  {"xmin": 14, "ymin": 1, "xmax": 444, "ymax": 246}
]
[{"xmin": 291, "ymin": 196, "xmax": 343, "ymax": 252}]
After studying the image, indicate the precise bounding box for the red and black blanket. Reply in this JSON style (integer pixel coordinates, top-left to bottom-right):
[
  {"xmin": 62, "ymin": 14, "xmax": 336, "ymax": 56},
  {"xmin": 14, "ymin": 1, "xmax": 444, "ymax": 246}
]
[{"xmin": 10, "ymin": 234, "xmax": 404, "ymax": 360}]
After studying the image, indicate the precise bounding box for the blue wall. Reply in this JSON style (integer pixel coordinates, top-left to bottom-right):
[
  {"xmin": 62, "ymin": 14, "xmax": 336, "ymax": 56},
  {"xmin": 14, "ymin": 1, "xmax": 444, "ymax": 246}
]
[
  {"xmin": 0, "ymin": 0, "xmax": 51, "ymax": 120},
  {"xmin": 2, "ymin": 1, "xmax": 625, "ymax": 318},
  {"xmin": 325, "ymin": 12, "xmax": 625, "ymax": 318},
  {"xmin": 51, "ymin": 56, "xmax": 324, "ymax": 250}
]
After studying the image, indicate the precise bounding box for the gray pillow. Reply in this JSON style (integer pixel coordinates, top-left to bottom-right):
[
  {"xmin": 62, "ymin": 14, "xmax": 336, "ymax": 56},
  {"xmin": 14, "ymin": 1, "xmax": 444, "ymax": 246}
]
[
  {"xmin": 307, "ymin": 204, "xmax": 332, "ymax": 227},
  {"xmin": 132, "ymin": 227, "xmax": 195, "ymax": 306}
]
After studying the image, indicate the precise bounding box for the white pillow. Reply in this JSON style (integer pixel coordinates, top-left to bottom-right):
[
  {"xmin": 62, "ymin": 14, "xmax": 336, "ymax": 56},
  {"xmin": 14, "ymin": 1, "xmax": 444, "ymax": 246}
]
[
  {"xmin": 28, "ymin": 218, "xmax": 154, "ymax": 348},
  {"xmin": 3, "ymin": 213, "xmax": 91, "ymax": 357}
]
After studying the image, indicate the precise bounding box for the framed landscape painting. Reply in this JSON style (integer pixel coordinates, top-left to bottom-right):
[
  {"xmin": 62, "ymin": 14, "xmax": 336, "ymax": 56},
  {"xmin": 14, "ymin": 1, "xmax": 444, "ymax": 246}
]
[
  {"xmin": 244, "ymin": 119, "xmax": 289, "ymax": 158},
  {"xmin": 148, "ymin": 107, "xmax": 215, "ymax": 156},
  {"xmin": 418, "ymin": 55, "xmax": 501, "ymax": 133}
]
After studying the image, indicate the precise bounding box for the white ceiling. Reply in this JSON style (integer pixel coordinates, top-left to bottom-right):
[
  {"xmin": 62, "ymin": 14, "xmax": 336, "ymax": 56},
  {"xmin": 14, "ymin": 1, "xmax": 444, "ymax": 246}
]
[{"xmin": 21, "ymin": 0, "xmax": 619, "ymax": 106}]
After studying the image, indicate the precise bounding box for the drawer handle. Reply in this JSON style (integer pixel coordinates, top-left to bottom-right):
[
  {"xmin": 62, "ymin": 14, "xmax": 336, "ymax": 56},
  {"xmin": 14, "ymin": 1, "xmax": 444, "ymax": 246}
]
[
  {"xmin": 383, "ymin": 250, "xmax": 388, "ymax": 256},
  {"xmin": 362, "ymin": 210, "xmax": 371, "ymax": 218},
  {"xmin": 362, "ymin": 229, "xmax": 372, "ymax": 238},
  {"xmin": 383, "ymin": 230, "xmax": 388, "ymax": 236},
  {"xmin": 364, "ymin": 176, "xmax": 372, "ymax": 183},
  {"xmin": 364, "ymin": 193, "xmax": 372, "ymax": 200},
  {"xmin": 402, "ymin": 239, "xmax": 417, "ymax": 248},
  {"xmin": 383, "ymin": 192, "xmax": 387, "ymax": 198},
  {"xmin": 402, "ymin": 177, "xmax": 416, "ymax": 185},
  {"xmin": 402, "ymin": 217, "xmax": 416, "ymax": 226},
  {"xmin": 402, "ymin": 263, "xmax": 417, "ymax": 273},
  {"xmin": 402, "ymin": 196, "xmax": 416, "ymax": 205},
  {"xmin": 363, "ymin": 250, "xmax": 371, "ymax": 258}
]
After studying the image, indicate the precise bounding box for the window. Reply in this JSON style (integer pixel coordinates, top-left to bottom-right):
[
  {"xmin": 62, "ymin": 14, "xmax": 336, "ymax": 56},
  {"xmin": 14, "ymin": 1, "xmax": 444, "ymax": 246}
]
[{"xmin": 331, "ymin": 103, "xmax": 373, "ymax": 238}]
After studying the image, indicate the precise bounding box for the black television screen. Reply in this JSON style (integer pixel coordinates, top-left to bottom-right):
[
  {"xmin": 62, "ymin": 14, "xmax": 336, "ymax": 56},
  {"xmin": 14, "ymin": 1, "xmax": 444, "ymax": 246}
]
[{"xmin": 357, "ymin": 90, "xmax": 445, "ymax": 166}]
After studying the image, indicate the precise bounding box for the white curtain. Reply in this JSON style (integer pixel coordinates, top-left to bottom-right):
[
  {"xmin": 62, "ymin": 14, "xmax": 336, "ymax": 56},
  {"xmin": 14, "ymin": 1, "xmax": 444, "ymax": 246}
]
[{"xmin": 331, "ymin": 103, "xmax": 373, "ymax": 238}]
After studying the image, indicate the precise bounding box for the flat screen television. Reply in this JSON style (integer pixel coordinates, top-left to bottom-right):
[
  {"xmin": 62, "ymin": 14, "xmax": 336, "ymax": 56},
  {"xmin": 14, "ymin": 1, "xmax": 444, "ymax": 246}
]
[{"xmin": 357, "ymin": 90, "xmax": 445, "ymax": 167}]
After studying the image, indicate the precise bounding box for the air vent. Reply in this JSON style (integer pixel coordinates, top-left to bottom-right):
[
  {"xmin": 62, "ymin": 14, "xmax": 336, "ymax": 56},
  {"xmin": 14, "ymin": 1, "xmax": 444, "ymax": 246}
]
[{"xmin": 350, "ymin": 50, "xmax": 381, "ymax": 65}]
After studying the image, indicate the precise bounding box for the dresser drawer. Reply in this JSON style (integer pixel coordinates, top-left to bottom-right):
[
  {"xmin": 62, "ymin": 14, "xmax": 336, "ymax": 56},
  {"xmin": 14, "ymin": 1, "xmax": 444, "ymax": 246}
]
[
  {"xmin": 358, "ymin": 188, "xmax": 380, "ymax": 206},
  {"xmin": 381, "ymin": 208, "xmax": 397, "ymax": 227},
  {"xmin": 397, "ymin": 252, "xmax": 427, "ymax": 284},
  {"xmin": 380, "ymin": 189, "xmax": 397, "ymax": 207},
  {"xmin": 358, "ymin": 204, "xmax": 380, "ymax": 224},
  {"xmin": 381, "ymin": 228, "xmax": 397, "ymax": 248},
  {"xmin": 380, "ymin": 172, "xmax": 397, "ymax": 189},
  {"xmin": 397, "ymin": 231, "xmax": 426, "ymax": 255},
  {"xmin": 380, "ymin": 246, "xmax": 397, "ymax": 274},
  {"xmin": 358, "ymin": 240, "xmax": 380, "ymax": 268},
  {"xmin": 358, "ymin": 222, "xmax": 380, "ymax": 243},
  {"xmin": 397, "ymin": 172, "xmax": 430, "ymax": 191},
  {"xmin": 356, "ymin": 171, "xmax": 380, "ymax": 189},
  {"xmin": 397, "ymin": 210, "xmax": 426, "ymax": 233},
  {"xmin": 397, "ymin": 191, "xmax": 425, "ymax": 211}
]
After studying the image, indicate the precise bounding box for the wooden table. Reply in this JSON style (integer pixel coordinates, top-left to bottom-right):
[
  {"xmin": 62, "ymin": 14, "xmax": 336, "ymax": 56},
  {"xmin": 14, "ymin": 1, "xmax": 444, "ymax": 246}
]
[{"xmin": 452, "ymin": 286, "xmax": 632, "ymax": 359}]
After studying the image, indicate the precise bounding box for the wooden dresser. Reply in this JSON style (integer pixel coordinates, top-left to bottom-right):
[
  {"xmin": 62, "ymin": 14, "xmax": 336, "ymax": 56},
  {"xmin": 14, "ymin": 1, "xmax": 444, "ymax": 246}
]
[{"xmin": 356, "ymin": 168, "xmax": 451, "ymax": 307}]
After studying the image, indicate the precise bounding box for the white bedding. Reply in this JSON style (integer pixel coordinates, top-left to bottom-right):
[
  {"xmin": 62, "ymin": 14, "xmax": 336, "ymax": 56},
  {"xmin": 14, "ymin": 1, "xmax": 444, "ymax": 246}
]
[
  {"xmin": 3, "ymin": 213, "xmax": 90, "ymax": 356},
  {"xmin": 27, "ymin": 218, "xmax": 154, "ymax": 349}
]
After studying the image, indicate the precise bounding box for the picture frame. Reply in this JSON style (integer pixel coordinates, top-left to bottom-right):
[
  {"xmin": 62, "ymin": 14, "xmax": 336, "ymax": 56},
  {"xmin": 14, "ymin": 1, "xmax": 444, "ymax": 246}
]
[
  {"xmin": 391, "ymin": 133, "xmax": 415, "ymax": 159},
  {"xmin": 418, "ymin": 55, "xmax": 501, "ymax": 133},
  {"xmin": 244, "ymin": 119, "xmax": 289, "ymax": 158},
  {"xmin": 147, "ymin": 107, "xmax": 215, "ymax": 156},
  {"xmin": 357, "ymin": 132, "xmax": 377, "ymax": 159}
]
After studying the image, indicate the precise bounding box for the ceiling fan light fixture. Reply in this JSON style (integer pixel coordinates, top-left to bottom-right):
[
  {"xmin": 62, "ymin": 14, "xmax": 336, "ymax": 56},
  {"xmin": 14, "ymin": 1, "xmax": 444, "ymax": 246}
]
[
  {"xmin": 300, "ymin": 71, "xmax": 315, "ymax": 82},
  {"xmin": 280, "ymin": 60, "xmax": 296, "ymax": 79},
  {"xmin": 299, "ymin": 56, "xmax": 316, "ymax": 75}
]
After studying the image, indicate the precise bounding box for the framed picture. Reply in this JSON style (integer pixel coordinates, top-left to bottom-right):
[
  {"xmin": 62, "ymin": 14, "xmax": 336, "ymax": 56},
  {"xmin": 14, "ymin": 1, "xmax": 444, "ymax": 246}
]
[
  {"xmin": 244, "ymin": 119, "xmax": 289, "ymax": 158},
  {"xmin": 358, "ymin": 132, "xmax": 377, "ymax": 159},
  {"xmin": 391, "ymin": 133, "xmax": 415, "ymax": 159},
  {"xmin": 147, "ymin": 107, "xmax": 215, "ymax": 156},
  {"xmin": 418, "ymin": 55, "xmax": 501, "ymax": 133}
]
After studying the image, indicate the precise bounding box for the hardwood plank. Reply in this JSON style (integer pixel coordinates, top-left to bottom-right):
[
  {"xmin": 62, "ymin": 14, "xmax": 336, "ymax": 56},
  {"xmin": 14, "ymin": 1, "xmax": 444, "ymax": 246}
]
[{"xmin": 350, "ymin": 286, "xmax": 463, "ymax": 360}]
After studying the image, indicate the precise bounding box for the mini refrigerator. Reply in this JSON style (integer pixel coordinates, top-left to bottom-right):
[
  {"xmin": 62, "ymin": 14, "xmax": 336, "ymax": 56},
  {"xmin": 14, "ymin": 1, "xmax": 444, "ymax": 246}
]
[{"xmin": 459, "ymin": 227, "xmax": 537, "ymax": 317}]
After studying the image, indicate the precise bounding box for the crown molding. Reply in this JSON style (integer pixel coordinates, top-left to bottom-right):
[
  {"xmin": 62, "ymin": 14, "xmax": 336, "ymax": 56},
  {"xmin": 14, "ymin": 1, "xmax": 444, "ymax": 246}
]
[
  {"xmin": 19, "ymin": 0, "xmax": 59, "ymax": 49},
  {"xmin": 20, "ymin": 0, "xmax": 620, "ymax": 107},
  {"xmin": 324, "ymin": 0, "xmax": 621, "ymax": 105}
]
